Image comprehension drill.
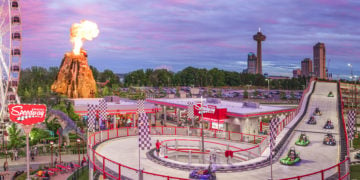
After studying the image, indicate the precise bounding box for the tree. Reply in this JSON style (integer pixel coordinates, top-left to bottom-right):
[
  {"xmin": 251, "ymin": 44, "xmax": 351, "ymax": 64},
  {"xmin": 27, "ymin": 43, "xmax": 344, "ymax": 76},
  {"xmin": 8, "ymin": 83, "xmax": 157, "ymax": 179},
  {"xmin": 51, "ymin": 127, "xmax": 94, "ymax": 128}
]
[
  {"xmin": 243, "ymin": 90, "xmax": 249, "ymax": 98},
  {"xmin": 8, "ymin": 123, "xmax": 23, "ymax": 149},
  {"xmin": 45, "ymin": 118, "xmax": 61, "ymax": 136},
  {"xmin": 102, "ymin": 86, "xmax": 111, "ymax": 96},
  {"xmin": 99, "ymin": 69, "xmax": 120, "ymax": 87},
  {"xmin": 280, "ymin": 92, "xmax": 287, "ymax": 100},
  {"xmin": 30, "ymin": 128, "xmax": 50, "ymax": 145},
  {"xmin": 90, "ymin": 66, "xmax": 99, "ymax": 81}
]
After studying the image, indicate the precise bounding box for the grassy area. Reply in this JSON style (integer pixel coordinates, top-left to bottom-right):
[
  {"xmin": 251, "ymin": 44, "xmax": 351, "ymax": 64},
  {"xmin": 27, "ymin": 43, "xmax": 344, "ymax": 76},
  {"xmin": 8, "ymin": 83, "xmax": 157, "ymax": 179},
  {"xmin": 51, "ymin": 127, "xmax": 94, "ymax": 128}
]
[
  {"xmin": 78, "ymin": 167, "xmax": 89, "ymax": 180},
  {"xmin": 67, "ymin": 166, "xmax": 89, "ymax": 180},
  {"xmin": 354, "ymin": 136, "xmax": 360, "ymax": 149},
  {"xmin": 351, "ymin": 164, "xmax": 360, "ymax": 179}
]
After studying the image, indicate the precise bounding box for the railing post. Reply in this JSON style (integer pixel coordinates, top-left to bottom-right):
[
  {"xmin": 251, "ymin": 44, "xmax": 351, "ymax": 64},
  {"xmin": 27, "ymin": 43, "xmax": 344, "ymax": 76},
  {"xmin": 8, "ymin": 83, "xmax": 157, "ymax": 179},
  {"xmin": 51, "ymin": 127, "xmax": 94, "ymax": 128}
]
[
  {"xmin": 321, "ymin": 171, "xmax": 324, "ymax": 180},
  {"xmin": 93, "ymin": 151, "xmax": 96, "ymax": 171},
  {"xmin": 214, "ymin": 130, "xmax": 217, "ymax": 138},
  {"xmin": 228, "ymin": 131, "xmax": 230, "ymax": 140},
  {"xmin": 117, "ymin": 128, "xmax": 119, "ymax": 137},
  {"xmin": 188, "ymin": 150, "xmax": 192, "ymax": 164},
  {"xmin": 253, "ymin": 135, "xmax": 256, "ymax": 144},
  {"xmin": 241, "ymin": 134, "xmax": 243, "ymax": 142},
  {"xmin": 127, "ymin": 128, "xmax": 129, "ymax": 136},
  {"xmin": 108, "ymin": 129, "xmax": 110, "ymax": 139},
  {"xmin": 338, "ymin": 164, "xmax": 341, "ymax": 179},
  {"xmin": 118, "ymin": 164, "xmax": 121, "ymax": 180},
  {"xmin": 162, "ymin": 126, "xmax": 164, "ymax": 135},
  {"xmin": 103, "ymin": 158, "xmax": 106, "ymax": 179}
]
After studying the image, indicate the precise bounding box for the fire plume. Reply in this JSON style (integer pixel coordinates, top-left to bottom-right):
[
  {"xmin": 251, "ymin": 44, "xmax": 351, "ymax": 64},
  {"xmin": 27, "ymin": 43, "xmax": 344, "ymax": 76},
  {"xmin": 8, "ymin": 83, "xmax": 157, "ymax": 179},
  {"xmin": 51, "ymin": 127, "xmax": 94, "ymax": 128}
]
[{"xmin": 70, "ymin": 20, "xmax": 99, "ymax": 55}]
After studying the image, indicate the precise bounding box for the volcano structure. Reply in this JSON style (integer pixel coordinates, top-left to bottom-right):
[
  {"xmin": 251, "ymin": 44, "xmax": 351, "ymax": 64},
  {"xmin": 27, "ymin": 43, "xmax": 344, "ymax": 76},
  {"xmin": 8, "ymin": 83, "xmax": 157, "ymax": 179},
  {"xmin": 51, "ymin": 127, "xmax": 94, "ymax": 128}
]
[{"xmin": 51, "ymin": 50, "xmax": 96, "ymax": 98}]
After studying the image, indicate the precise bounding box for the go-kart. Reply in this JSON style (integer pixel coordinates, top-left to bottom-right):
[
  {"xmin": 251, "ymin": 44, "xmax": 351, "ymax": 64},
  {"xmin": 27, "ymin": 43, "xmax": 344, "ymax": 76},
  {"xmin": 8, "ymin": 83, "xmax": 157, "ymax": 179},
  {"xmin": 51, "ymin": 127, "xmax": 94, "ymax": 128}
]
[
  {"xmin": 323, "ymin": 120, "xmax": 334, "ymax": 129},
  {"xmin": 328, "ymin": 91, "xmax": 334, "ymax": 97},
  {"xmin": 323, "ymin": 133, "xmax": 336, "ymax": 146},
  {"xmin": 189, "ymin": 166, "xmax": 216, "ymax": 180},
  {"xmin": 280, "ymin": 147, "xmax": 301, "ymax": 166},
  {"xmin": 295, "ymin": 133, "xmax": 310, "ymax": 146},
  {"xmin": 355, "ymin": 152, "xmax": 360, "ymax": 159},
  {"xmin": 306, "ymin": 116, "xmax": 316, "ymax": 125},
  {"xmin": 313, "ymin": 108, "xmax": 322, "ymax": 116}
]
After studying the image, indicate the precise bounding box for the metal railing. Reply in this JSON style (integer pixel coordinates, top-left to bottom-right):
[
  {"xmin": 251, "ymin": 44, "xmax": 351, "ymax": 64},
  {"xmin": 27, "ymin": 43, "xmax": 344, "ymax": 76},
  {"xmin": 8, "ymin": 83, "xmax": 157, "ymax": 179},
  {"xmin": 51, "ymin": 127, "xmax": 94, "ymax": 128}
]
[
  {"xmin": 280, "ymin": 80, "xmax": 351, "ymax": 180},
  {"xmin": 88, "ymin": 126, "xmax": 267, "ymax": 179}
]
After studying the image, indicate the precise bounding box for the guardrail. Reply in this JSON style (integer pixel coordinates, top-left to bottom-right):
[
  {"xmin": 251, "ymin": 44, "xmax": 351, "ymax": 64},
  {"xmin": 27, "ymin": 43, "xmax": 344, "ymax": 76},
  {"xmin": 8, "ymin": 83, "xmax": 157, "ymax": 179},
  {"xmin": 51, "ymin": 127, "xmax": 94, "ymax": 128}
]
[
  {"xmin": 280, "ymin": 157, "xmax": 350, "ymax": 180},
  {"xmin": 88, "ymin": 126, "xmax": 267, "ymax": 179},
  {"xmin": 280, "ymin": 80, "xmax": 351, "ymax": 180},
  {"xmin": 261, "ymin": 78, "xmax": 316, "ymax": 136}
]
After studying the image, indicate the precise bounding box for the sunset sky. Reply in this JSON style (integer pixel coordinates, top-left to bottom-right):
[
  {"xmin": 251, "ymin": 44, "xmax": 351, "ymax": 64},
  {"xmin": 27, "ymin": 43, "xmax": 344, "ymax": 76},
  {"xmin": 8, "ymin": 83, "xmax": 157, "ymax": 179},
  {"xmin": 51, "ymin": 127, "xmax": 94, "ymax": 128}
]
[{"xmin": 22, "ymin": 0, "xmax": 360, "ymax": 78}]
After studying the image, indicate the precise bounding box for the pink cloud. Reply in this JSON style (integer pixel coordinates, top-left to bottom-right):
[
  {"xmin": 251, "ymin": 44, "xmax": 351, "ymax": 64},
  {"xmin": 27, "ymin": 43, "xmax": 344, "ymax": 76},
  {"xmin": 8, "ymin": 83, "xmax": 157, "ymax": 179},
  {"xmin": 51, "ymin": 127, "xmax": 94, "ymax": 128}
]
[{"xmin": 106, "ymin": 45, "xmax": 144, "ymax": 51}]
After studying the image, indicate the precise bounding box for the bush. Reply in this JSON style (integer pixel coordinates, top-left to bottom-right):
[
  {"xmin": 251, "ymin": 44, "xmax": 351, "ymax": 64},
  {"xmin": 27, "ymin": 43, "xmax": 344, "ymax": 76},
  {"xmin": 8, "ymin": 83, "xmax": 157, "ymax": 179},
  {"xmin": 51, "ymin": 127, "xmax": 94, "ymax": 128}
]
[{"xmin": 351, "ymin": 164, "xmax": 360, "ymax": 179}]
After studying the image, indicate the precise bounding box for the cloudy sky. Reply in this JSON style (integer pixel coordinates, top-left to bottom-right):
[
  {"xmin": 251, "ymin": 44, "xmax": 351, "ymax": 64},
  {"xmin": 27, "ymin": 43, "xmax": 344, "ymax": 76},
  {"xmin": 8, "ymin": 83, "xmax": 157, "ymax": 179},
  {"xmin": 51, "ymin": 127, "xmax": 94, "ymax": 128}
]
[{"xmin": 21, "ymin": 0, "xmax": 360, "ymax": 78}]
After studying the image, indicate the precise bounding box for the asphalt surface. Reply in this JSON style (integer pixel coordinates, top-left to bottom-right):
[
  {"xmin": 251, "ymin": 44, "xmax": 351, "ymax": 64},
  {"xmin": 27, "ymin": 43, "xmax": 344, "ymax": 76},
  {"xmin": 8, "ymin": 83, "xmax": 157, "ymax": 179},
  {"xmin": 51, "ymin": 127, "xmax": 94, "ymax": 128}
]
[{"xmin": 95, "ymin": 82, "xmax": 342, "ymax": 180}]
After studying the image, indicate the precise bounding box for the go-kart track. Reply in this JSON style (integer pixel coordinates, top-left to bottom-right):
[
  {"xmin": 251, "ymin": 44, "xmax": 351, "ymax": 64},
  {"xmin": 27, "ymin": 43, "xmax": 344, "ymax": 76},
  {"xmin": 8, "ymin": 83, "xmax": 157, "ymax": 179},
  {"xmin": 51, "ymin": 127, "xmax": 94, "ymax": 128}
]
[{"xmin": 90, "ymin": 81, "xmax": 347, "ymax": 180}]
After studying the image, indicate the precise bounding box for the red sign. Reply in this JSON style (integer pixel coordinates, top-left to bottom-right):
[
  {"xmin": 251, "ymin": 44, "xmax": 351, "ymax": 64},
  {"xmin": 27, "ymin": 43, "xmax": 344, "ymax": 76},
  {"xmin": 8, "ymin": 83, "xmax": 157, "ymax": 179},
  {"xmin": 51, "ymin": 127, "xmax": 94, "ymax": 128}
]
[
  {"xmin": 8, "ymin": 104, "xmax": 47, "ymax": 125},
  {"xmin": 193, "ymin": 105, "xmax": 228, "ymax": 120}
]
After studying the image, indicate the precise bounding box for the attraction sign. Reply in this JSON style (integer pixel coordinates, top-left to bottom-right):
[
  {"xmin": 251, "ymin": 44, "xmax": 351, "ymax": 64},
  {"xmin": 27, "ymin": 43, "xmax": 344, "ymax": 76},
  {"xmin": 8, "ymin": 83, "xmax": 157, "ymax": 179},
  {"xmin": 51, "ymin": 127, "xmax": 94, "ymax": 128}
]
[{"xmin": 8, "ymin": 104, "xmax": 47, "ymax": 125}]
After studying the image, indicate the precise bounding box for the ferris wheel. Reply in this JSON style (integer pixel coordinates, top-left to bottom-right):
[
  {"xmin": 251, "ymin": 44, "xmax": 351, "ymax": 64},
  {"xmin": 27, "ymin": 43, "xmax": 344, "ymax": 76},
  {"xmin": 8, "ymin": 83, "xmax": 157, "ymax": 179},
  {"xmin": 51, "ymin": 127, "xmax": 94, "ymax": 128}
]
[{"xmin": 0, "ymin": 0, "xmax": 22, "ymax": 122}]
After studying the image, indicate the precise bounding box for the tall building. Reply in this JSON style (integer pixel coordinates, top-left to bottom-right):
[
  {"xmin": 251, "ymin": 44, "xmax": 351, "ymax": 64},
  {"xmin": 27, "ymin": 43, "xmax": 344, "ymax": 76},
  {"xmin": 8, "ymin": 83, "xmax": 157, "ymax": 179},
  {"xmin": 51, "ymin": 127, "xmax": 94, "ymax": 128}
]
[
  {"xmin": 313, "ymin": 42, "xmax": 326, "ymax": 79},
  {"xmin": 253, "ymin": 29, "xmax": 266, "ymax": 75},
  {"xmin": 301, "ymin": 58, "xmax": 313, "ymax": 77},
  {"xmin": 247, "ymin": 52, "xmax": 257, "ymax": 74},
  {"xmin": 293, "ymin": 69, "xmax": 301, "ymax": 78}
]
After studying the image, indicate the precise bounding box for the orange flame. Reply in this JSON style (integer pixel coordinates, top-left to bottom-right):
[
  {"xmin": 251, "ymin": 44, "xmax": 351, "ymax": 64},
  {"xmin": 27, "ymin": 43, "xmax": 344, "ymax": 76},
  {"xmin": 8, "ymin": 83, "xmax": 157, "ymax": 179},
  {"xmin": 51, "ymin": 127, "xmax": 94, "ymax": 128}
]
[{"xmin": 70, "ymin": 20, "xmax": 99, "ymax": 55}]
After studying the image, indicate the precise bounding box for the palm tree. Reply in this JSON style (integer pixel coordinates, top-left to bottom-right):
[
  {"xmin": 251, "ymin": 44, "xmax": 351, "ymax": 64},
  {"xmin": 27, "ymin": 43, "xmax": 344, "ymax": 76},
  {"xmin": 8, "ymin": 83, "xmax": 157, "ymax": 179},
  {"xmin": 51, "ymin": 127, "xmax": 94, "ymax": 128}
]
[{"xmin": 8, "ymin": 123, "xmax": 23, "ymax": 149}]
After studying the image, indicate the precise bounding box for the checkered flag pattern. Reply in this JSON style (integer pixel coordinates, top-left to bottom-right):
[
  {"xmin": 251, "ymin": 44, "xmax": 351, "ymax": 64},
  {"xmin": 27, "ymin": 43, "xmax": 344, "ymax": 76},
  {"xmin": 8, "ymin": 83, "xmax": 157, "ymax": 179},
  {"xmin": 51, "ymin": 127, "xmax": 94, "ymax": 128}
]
[
  {"xmin": 137, "ymin": 100, "xmax": 152, "ymax": 150},
  {"xmin": 270, "ymin": 117, "xmax": 279, "ymax": 150},
  {"xmin": 347, "ymin": 110, "xmax": 356, "ymax": 140},
  {"xmin": 187, "ymin": 102, "xmax": 194, "ymax": 121},
  {"xmin": 99, "ymin": 99, "xmax": 108, "ymax": 122},
  {"xmin": 87, "ymin": 104, "xmax": 97, "ymax": 132},
  {"xmin": 16, "ymin": 116, "xmax": 37, "ymax": 121}
]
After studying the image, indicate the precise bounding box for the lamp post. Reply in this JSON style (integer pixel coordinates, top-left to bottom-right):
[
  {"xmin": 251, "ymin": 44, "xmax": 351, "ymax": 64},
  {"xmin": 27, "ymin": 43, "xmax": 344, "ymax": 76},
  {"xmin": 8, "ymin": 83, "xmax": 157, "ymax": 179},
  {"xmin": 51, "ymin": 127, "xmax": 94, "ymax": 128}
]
[
  {"xmin": 82, "ymin": 139, "xmax": 85, "ymax": 159},
  {"xmin": 50, "ymin": 141, "xmax": 54, "ymax": 168},
  {"xmin": 265, "ymin": 79, "xmax": 270, "ymax": 94},
  {"xmin": 348, "ymin": 63, "xmax": 354, "ymax": 109},
  {"xmin": 195, "ymin": 96, "xmax": 215, "ymax": 164},
  {"xmin": 77, "ymin": 138, "xmax": 81, "ymax": 165}
]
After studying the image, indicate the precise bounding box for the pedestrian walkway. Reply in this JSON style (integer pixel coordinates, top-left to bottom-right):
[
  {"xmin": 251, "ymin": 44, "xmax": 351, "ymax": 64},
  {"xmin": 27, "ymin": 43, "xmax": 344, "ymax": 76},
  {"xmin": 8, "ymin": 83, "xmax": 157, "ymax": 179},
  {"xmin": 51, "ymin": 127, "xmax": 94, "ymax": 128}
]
[
  {"xmin": 0, "ymin": 154, "xmax": 85, "ymax": 180},
  {"xmin": 0, "ymin": 154, "xmax": 84, "ymax": 168}
]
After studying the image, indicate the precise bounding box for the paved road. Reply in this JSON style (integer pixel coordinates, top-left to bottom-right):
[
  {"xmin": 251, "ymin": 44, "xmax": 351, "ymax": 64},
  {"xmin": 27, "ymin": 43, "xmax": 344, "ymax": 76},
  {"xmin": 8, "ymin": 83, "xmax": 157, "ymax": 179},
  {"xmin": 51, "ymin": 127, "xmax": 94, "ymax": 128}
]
[{"xmin": 96, "ymin": 82, "xmax": 341, "ymax": 180}]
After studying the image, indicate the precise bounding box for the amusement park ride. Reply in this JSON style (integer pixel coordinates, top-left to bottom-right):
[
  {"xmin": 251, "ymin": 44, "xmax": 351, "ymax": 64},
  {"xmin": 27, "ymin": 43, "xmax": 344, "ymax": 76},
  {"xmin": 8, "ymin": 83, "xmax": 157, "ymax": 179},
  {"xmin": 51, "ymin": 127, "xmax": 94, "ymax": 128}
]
[{"xmin": 0, "ymin": 0, "xmax": 22, "ymax": 143}]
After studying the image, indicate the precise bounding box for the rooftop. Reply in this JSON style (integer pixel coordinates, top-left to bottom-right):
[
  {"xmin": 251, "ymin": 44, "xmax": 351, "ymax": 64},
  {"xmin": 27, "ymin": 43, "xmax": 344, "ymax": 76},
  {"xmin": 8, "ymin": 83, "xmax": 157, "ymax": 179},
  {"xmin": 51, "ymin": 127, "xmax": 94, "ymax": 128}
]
[{"xmin": 148, "ymin": 98, "xmax": 296, "ymax": 117}]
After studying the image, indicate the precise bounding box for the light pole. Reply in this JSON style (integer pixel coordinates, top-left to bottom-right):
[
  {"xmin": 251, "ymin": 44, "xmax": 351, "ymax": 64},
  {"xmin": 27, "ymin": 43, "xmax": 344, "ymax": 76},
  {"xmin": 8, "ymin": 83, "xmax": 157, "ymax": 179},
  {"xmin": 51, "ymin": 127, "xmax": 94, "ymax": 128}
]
[
  {"xmin": 82, "ymin": 139, "xmax": 85, "ymax": 160},
  {"xmin": 77, "ymin": 138, "xmax": 81, "ymax": 165},
  {"xmin": 195, "ymin": 96, "xmax": 215, "ymax": 164},
  {"xmin": 50, "ymin": 141, "xmax": 54, "ymax": 168},
  {"xmin": 265, "ymin": 79, "xmax": 270, "ymax": 94},
  {"xmin": 348, "ymin": 63, "xmax": 354, "ymax": 109}
]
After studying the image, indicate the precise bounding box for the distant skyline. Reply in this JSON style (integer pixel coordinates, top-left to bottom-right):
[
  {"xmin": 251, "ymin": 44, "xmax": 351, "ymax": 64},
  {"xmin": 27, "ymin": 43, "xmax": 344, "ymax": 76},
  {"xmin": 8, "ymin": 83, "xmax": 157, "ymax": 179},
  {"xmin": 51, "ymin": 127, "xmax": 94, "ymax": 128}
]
[{"xmin": 22, "ymin": 0, "xmax": 360, "ymax": 79}]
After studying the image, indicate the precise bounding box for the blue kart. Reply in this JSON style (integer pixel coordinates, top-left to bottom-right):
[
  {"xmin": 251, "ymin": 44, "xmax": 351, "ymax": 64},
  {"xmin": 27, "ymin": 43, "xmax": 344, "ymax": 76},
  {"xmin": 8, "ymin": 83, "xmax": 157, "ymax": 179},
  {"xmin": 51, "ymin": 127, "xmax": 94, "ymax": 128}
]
[{"xmin": 189, "ymin": 168, "xmax": 216, "ymax": 180}]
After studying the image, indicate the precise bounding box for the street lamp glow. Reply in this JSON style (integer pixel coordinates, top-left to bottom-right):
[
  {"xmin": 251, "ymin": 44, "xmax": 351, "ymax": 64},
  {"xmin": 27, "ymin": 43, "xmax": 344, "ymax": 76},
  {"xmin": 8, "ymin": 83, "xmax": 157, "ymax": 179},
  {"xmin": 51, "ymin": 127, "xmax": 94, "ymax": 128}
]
[{"xmin": 348, "ymin": 63, "xmax": 352, "ymax": 67}]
